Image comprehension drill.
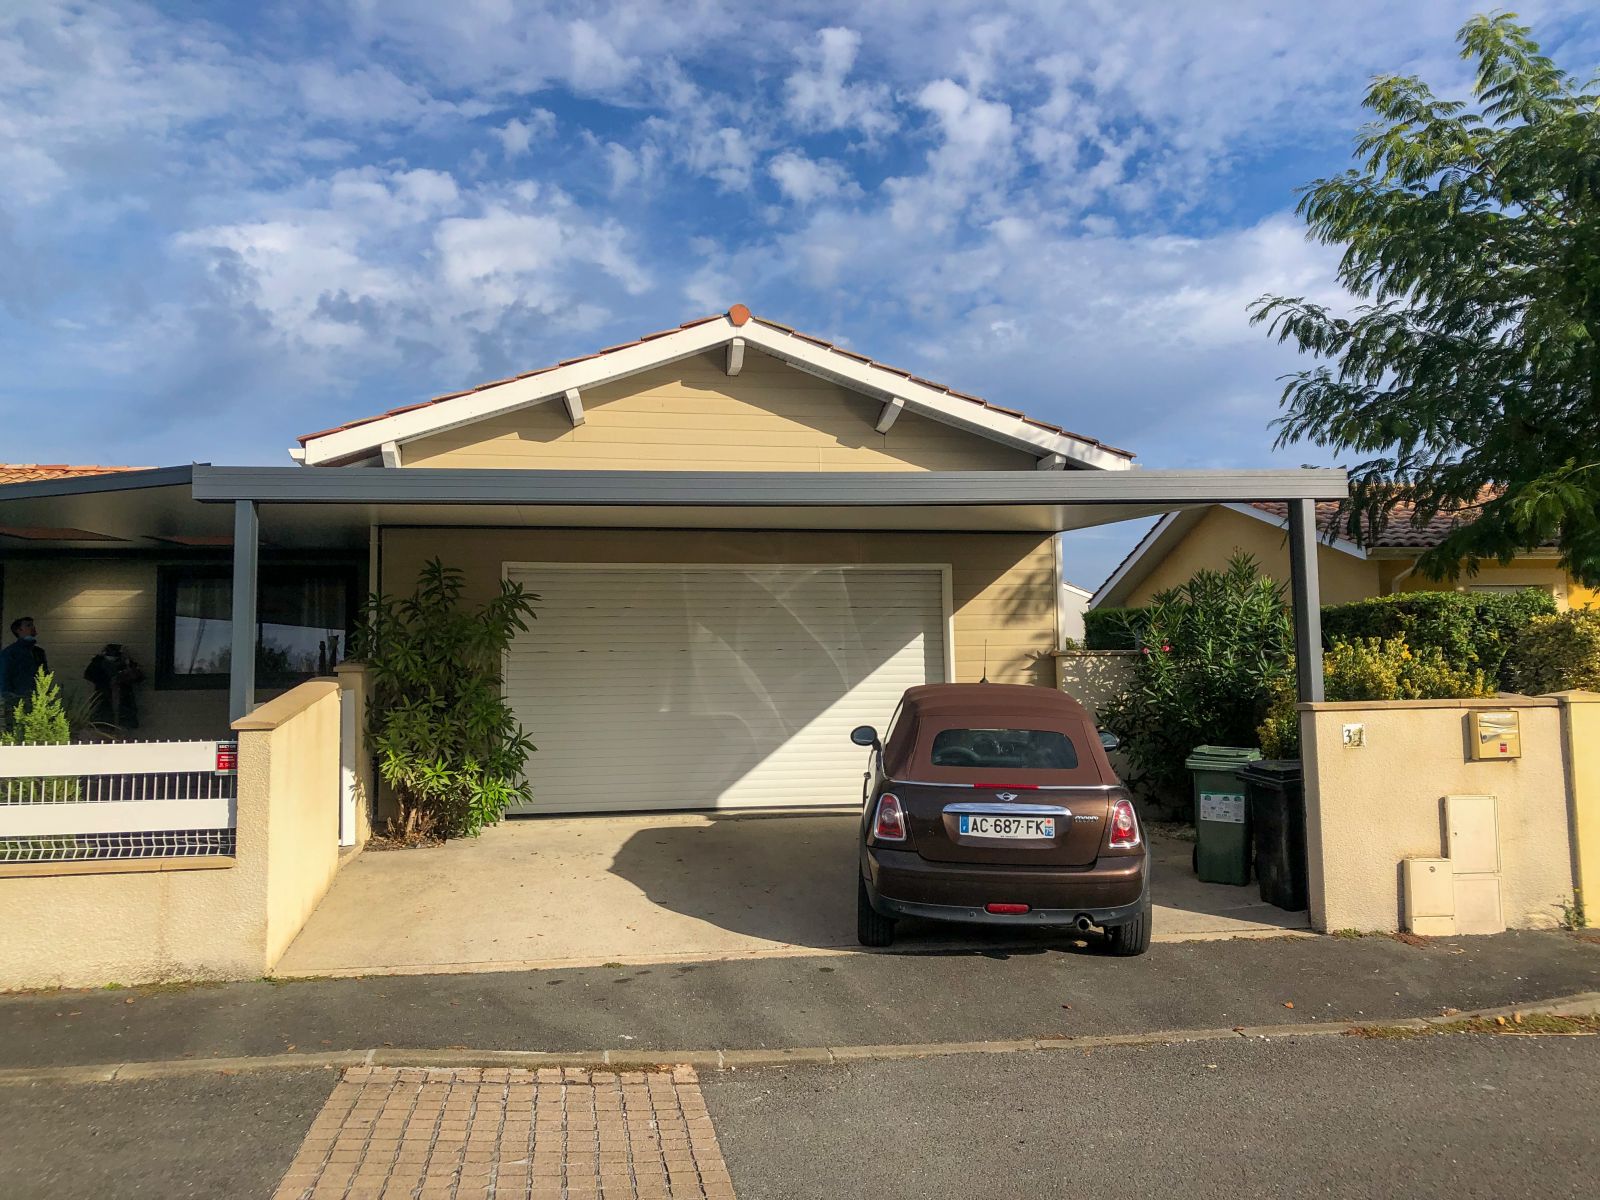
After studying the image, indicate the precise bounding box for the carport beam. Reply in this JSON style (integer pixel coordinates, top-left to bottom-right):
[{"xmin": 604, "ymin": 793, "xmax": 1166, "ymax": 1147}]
[
  {"xmin": 1288, "ymin": 498, "xmax": 1325, "ymax": 703},
  {"xmin": 229, "ymin": 500, "xmax": 259, "ymax": 723}
]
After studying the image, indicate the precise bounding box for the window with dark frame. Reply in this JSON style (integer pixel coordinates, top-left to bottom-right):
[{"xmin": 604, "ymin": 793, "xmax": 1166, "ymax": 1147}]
[{"xmin": 155, "ymin": 564, "xmax": 358, "ymax": 689}]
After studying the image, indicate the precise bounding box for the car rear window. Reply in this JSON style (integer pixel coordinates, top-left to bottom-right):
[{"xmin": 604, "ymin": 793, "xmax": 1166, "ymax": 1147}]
[{"xmin": 929, "ymin": 727, "xmax": 1079, "ymax": 770}]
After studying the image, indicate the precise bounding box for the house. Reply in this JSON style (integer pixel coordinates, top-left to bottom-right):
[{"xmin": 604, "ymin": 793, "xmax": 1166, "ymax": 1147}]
[
  {"xmin": 1092, "ymin": 498, "xmax": 1598, "ymax": 611},
  {"xmin": 0, "ymin": 307, "xmax": 1346, "ymax": 815}
]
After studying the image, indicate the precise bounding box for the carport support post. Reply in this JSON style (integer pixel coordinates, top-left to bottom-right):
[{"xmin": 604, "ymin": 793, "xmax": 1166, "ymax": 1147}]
[
  {"xmin": 229, "ymin": 500, "xmax": 259, "ymax": 723},
  {"xmin": 1288, "ymin": 498, "xmax": 1325, "ymax": 703}
]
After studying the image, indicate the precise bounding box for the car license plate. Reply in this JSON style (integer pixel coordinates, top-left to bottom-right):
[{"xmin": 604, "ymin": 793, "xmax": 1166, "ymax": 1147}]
[{"xmin": 959, "ymin": 814, "xmax": 1055, "ymax": 839}]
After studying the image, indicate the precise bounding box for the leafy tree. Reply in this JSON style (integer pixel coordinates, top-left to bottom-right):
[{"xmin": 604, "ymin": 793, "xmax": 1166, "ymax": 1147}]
[
  {"xmin": 1100, "ymin": 555, "xmax": 1293, "ymax": 809},
  {"xmin": 1252, "ymin": 13, "xmax": 1600, "ymax": 586},
  {"xmin": 350, "ymin": 560, "xmax": 539, "ymax": 839}
]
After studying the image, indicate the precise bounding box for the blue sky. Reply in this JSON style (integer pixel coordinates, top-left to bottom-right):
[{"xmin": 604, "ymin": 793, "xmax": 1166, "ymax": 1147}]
[{"xmin": 3, "ymin": 1, "xmax": 1598, "ymax": 587}]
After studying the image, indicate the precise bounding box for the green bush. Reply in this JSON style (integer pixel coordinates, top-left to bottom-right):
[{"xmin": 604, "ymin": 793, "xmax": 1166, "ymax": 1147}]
[
  {"xmin": 1320, "ymin": 589, "xmax": 1556, "ymax": 688},
  {"xmin": 1503, "ymin": 610, "xmax": 1600, "ymax": 694},
  {"xmin": 1082, "ymin": 606, "xmax": 1149, "ymax": 650},
  {"xmin": 1100, "ymin": 554, "xmax": 1292, "ymax": 808},
  {"xmin": 1257, "ymin": 638, "xmax": 1493, "ymax": 758},
  {"xmin": 350, "ymin": 559, "xmax": 540, "ymax": 839},
  {"xmin": 2, "ymin": 671, "xmax": 76, "ymax": 802}
]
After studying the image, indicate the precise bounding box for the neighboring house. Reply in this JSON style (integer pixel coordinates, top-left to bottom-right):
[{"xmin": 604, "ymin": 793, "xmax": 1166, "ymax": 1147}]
[
  {"xmin": 1059, "ymin": 578, "xmax": 1092, "ymax": 646},
  {"xmin": 0, "ymin": 306, "xmax": 1345, "ymax": 814},
  {"xmin": 1093, "ymin": 498, "xmax": 1598, "ymax": 611}
]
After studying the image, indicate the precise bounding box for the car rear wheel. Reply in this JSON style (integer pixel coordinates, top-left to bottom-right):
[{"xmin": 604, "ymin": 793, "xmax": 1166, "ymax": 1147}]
[
  {"xmin": 1105, "ymin": 893, "xmax": 1152, "ymax": 957},
  {"xmin": 857, "ymin": 875, "xmax": 897, "ymax": 947}
]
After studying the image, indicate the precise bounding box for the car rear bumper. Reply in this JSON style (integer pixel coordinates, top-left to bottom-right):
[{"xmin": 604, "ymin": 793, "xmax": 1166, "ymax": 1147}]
[{"xmin": 864, "ymin": 845, "xmax": 1147, "ymax": 928}]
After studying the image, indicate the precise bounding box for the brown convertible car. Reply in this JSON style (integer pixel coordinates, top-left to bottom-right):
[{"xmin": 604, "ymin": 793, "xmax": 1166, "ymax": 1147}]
[{"xmin": 852, "ymin": 683, "xmax": 1150, "ymax": 955}]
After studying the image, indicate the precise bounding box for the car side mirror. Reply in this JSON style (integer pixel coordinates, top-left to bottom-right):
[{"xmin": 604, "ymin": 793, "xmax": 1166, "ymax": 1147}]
[
  {"xmin": 1098, "ymin": 729, "xmax": 1121, "ymax": 751},
  {"xmin": 850, "ymin": 725, "xmax": 881, "ymax": 748}
]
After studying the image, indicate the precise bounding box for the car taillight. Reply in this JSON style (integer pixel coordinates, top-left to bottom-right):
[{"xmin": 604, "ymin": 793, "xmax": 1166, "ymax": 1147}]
[
  {"xmin": 986, "ymin": 903, "xmax": 1030, "ymax": 915},
  {"xmin": 873, "ymin": 793, "xmax": 907, "ymax": 842},
  {"xmin": 1108, "ymin": 797, "xmax": 1140, "ymax": 849}
]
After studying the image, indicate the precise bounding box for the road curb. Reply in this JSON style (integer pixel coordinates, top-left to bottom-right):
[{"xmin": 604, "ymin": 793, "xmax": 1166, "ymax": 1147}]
[{"xmin": 2, "ymin": 990, "xmax": 1597, "ymax": 1087}]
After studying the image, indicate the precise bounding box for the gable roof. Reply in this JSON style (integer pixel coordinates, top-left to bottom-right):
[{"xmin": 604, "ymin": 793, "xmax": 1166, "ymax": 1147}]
[
  {"xmin": 295, "ymin": 306, "xmax": 1135, "ymax": 470},
  {"xmin": 1090, "ymin": 488, "xmax": 1519, "ymax": 608},
  {"xmin": 0, "ymin": 463, "xmax": 148, "ymax": 486},
  {"xmin": 1091, "ymin": 501, "xmax": 1369, "ymax": 608}
]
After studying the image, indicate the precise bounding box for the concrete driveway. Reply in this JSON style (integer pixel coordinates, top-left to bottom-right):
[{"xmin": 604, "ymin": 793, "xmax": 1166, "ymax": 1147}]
[{"xmin": 273, "ymin": 813, "xmax": 1307, "ymax": 979}]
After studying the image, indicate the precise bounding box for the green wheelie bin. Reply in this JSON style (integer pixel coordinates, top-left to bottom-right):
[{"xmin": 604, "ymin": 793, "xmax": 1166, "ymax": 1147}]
[{"xmin": 1184, "ymin": 745, "xmax": 1261, "ymax": 885}]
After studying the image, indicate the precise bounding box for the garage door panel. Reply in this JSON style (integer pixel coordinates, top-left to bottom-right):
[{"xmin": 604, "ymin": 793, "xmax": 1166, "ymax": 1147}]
[{"xmin": 503, "ymin": 565, "xmax": 945, "ymax": 813}]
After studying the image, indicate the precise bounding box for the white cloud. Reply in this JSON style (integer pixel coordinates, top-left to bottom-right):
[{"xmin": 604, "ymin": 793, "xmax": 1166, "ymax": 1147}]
[
  {"xmin": 496, "ymin": 110, "xmax": 556, "ymax": 158},
  {"xmin": 767, "ymin": 150, "xmax": 856, "ymax": 205},
  {"xmin": 784, "ymin": 27, "xmax": 896, "ymax": 138},
  {"xmin": 173, "ymin": 167, "xmax": 650, "ymax": 376}
]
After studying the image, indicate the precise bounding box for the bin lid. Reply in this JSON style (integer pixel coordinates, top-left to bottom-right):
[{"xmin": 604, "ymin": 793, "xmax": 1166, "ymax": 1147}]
[
  {"xmin": 1237, "ymin": 759, "xmax": 1303, "ymax": 784},
  {"xmin": 1184, "ymin": 744, "xmax": 1263, "ymax": 771}
]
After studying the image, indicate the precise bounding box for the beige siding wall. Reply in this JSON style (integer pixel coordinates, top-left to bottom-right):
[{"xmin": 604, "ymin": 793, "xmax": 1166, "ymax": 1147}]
[
  {"xmin": 401, "ymin": 348, "xmax": 1037, "ymax": 472},
  {"xmin": 381, "ymin": 528, "xmax": 1057, "ymax": 687},
  {"xmin": 1124, "ymin": 506, "xmax": 1381, "ymax": 607},
  {"xmin": 0, "ymin": 558, "xmax": 300, "ymax": 740}
]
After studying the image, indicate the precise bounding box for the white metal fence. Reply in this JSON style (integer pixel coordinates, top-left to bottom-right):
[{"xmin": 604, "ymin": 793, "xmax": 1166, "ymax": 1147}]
[{"xmin": 0, "ymin": 740, "xmax": 237, "ymax": 864}]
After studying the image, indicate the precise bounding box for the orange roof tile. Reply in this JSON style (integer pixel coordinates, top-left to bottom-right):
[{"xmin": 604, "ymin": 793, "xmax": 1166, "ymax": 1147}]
[
  {"xmin": 0, "ymin": 464, "xmax": 148, "ymax": 486},
  {"xmin": 298, "ymin": 308, "xmax": 1135, "ymax": 461}
]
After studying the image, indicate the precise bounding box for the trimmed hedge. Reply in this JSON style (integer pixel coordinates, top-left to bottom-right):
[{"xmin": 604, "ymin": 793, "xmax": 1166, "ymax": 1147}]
[
  {"xmin": 1083, "ymin": 606, "xmax": 1150, "ymax": 650},
  {"xmin": 1094, "ymin": 588, "xmax": 1555, "ymax": 684},
  {"xmin": 1503, "ymin": 610, "xmax": 1600, "ymax": 694},
  {"xmin": 1320, "ymin": 589, "xmax": 1556, "ymax": 688}
]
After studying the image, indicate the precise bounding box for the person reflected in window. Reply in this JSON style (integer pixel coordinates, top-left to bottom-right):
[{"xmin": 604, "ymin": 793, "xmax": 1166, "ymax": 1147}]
[
  {"xmin": 0, "ymin": 617, "xmax": 49, "ymax": 721},
  {"xmin": 84, "ymin": 643, "xmax": 144, "ymax": 730}
]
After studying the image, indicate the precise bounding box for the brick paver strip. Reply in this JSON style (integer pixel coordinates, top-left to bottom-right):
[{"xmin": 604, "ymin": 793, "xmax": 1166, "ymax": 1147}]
[{"xmin": 273, "ymin": 1066, "xmax": 735, "ymax": 1200}]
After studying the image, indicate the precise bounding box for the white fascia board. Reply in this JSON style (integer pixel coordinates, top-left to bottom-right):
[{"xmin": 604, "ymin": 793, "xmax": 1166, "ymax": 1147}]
[
  {"xmin": 300, "ymin": 318, "xmax": 737, "ymax": 465},
  {"xmin": 1090, "ymin": 509, "xmax": 1195, "ymax": 608},
  {"xmin": 299, "ymin": 312, "xmax": 1130, "ymax": 470},
  {"xmin": 738, "ymin": 322, "xmax": 1130, "ymax": 471},
  {"xmin": 1222, "ymin": 502, "xmax": 1366, "ymax": 559}
]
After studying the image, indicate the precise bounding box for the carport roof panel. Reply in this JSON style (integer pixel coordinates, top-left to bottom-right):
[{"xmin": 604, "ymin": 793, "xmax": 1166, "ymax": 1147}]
[{"xmin": 191, "ymin": 466, "xmax": 1348, "ymax": 508}]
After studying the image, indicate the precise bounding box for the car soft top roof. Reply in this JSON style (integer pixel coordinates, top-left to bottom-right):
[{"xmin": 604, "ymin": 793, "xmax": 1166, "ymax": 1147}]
[
  {"xmin": 896, "ymin": 683, "xmax": 1095, "ymax": 724},
  {"xmin": 885, "ymin": 683, "xmax": 1114, "ymax": 786}
]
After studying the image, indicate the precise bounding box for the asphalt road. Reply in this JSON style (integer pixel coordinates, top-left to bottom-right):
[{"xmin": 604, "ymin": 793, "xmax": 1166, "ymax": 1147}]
[
  {"xmin": 706, "ymin": 1034, "xmax": 1600, "ymax": 1200},
  {"xmin": 3, "ymin": 1034, "xmax": 1596, "ymax": 1199},
  {"xmin": 0, "ymin": 1069, "xmax": 334, "ymax": 1200},
  {"xmin": 2, "ymin": 931, "xmax": 1596, "ymax": 1069}
]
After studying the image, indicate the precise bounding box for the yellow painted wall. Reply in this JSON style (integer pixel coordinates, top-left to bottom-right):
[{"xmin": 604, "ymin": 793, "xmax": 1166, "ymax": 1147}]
[
  {"xmin": 235, "ymin": 681, "xmax": 344, "ymax": 964},
  {"xmin": 380, "ymin": 527, "xmax": 1058, "ymax": 687},
  {"xmin": 1301, "ymin": 698, "xmax": 1574, "ymax": 932},
  {"xmin": 1397, "ymin": 557, "xmax": 1588, "ymax": 610},
  {"xmin": 401, "ymin": 347, "xmax": 1037, "ymax": 472},
  {"xmin": 1121, "ymin": 506, "xmax": 1585, "ymax": 609},
  {"xmin": 1556, "ymin": 692, "xmax": 1600, "ymax": 923},
  {"xmin": 1122, "ymin": 506, "xmax": 1380, "ymax": 606}
]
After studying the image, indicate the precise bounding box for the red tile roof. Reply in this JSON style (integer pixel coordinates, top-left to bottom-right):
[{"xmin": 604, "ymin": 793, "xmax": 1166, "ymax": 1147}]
[
  {"xmin": 1248, "ymin": 488, "xmax": 1502, "ymax": 549},
  {"xmin": 0, "ymin": 464, "xmax": 148, "ymax": 486},
  {"xmin": 298, "ymin": 307, "xmax": 1135, "ymax": 460}
]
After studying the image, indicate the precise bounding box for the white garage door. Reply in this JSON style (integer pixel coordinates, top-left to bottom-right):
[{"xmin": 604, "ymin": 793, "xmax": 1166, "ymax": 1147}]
[{"xmin": 503, "ymin": 564, "xmax": 948, "ymax": 814}]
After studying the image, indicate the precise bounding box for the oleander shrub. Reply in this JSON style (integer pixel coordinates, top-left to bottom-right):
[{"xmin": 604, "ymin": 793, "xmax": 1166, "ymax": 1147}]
[
  {"xmin": 1502, "ymin": 610, "xmax": 1600, "ymax": 694},
  {"xmin": 350, "ymin": 559, "xmax": 540, "ymax": 840},
  {"xmin": 1099, "ymin": 555, "xmax": 1293, "ymax": 808}
]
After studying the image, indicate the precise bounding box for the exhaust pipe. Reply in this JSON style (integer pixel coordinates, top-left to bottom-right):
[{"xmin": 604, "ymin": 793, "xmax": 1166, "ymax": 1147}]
[{"xmin": 1074, "ymin": 915, "xmax": 1094, "ymax": 933}]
